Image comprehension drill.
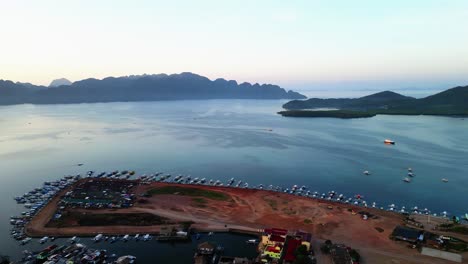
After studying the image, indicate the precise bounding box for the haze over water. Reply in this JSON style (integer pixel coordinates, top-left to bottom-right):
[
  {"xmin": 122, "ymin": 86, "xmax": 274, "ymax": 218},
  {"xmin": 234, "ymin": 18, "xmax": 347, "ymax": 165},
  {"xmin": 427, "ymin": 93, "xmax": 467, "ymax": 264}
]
[{"xmin": 1, "ymin": 99, "xmax": 467, "ymax": 261}]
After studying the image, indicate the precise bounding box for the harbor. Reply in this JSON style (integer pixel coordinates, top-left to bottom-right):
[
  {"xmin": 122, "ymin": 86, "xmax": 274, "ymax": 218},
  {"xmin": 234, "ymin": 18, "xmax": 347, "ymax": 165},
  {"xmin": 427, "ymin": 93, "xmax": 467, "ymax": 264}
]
[
  {"xmin": 1, "ymin": 101, "xmax": 468, "ymax": 263},
  {"xmin": 10, "ymin": 169, "xmax": 467, "ymax": 244},
  {"xmin": 5, "ymin": 169, "xmax": 468, "ymax": 263}
]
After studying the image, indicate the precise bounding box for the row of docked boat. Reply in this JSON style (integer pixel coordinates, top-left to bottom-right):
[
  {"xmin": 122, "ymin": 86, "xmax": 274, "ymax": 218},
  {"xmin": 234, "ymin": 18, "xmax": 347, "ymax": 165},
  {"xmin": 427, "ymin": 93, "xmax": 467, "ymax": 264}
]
[
  {"xmin": 19, "ymin": 243, "xmax": 135, "ymax": 264},
  {"xmin": 10, "ymin": 169, "xmax": 468, "ymax": 247},
  {"xmin": 92, "ymin": 233, "xmax": 153, "ymax": 243},
  {"xmin": 11, "ymin": 175, "xmax": 81, "ymax": 243},
  {"xmin": 130, "ymin": 171, "xmax": 464, "ymax": 219},
  {"xmin": 125, "ymin": 171, "xmax": 461, "ymax": 218}
]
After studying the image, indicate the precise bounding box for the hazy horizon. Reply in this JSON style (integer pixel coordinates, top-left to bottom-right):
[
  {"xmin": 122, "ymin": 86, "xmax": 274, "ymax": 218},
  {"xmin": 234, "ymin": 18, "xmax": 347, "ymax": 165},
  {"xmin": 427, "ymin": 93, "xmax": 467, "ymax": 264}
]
[{"xmin": 1, "ymin": 0, "xmax": 468, "ymax": 95}]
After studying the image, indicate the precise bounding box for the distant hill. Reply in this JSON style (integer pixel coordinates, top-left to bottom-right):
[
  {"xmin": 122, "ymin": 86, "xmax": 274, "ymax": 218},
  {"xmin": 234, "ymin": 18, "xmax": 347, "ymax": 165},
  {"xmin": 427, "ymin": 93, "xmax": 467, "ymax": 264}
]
[
  {"xmin": 0, "ymin": 73, "xmax": 305, "ymax": 105},
  {"xmin": 283, "ymin": 90, "xmax": 415, "ymax": 110},
  {"xmin": 49, "ymin": 78, "xmax": 72, "ymax": 87},
  {"xmin": 282, "ymin": 86, "xmax": 468, "ymax": 116}
]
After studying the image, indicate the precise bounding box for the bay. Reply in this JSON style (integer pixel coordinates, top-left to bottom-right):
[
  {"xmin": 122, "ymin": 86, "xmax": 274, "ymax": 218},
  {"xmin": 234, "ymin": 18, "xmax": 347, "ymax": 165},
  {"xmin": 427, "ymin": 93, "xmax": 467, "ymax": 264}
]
[{"xmin": 0, "ymin": 99, "xmax": 467, "ymax": 261}]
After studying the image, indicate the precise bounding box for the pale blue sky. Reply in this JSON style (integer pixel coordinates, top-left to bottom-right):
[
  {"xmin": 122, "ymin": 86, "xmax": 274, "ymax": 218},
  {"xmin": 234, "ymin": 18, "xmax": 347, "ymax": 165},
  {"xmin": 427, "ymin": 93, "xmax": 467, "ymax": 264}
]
[{"xmin": 1, "ymin": 0, "xmax": 468, "ymax": 94}]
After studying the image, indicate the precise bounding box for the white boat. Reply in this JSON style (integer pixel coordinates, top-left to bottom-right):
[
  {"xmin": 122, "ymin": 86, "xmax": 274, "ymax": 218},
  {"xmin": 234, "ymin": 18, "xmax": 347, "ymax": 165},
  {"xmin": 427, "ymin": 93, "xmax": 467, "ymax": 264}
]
[
  {"xmin": 442, "ymin": 178, "xmax": 448, "ymax": 183},
  {"xmin": 403, "ymin": 177, "xmax": 411, "ymax": 183},
  {"xmin": 408, "ymin": 172, "xmax": 414, "ymax": 177},
  {"xmin": 363, "ymin": 171, "xmax": 370, "ymax": 175},
  {"xmin": 134, "ymin": 234, "xmax": 140, "ymax": 240},
  {"xmin": 122, "ymin": 234, "xmax": 130, "ymax": 241},
  {"xmin": 70, "ymin": 236, "xmax": 79, "ymax": 244},
  {"xmin": 116, "ymin": 256, "xmax": 136, "ymax": 264},
  {"xmin": 39, "ymin": 236, "xmax": 49, "ymax": 244},
  {"xmin": 93, "ymin": 234, "xmax": 103, "ymax": 242},
  {"xmin": 384, "ymin": 139, "xmax": 395, "ymax": 145},
  {"xmin": 21, "ymin": 237, "xmax": 32, "ymax": 245},
  {"xmin": 143, "ymin": 234, "xmax": 152, "ymax": 241},
  {"xmin": 246, "ymin": 239, "xmax": 258, "ymax": 244}
]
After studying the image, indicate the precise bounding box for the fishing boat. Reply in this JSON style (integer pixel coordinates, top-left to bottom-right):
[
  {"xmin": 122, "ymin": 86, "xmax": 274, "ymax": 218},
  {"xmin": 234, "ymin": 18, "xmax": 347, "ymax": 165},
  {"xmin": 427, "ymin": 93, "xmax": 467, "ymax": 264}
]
[
  {"xmin": 39, "ymin": 236, "xmax": 49, "ymax": 244},
  {"xmin": 408, "ymin": 172, "xmax": 414, "ymax": 177},
  {"xmin": 70, "ymin": 236, "xmax": 79, "ymax": 244},
  {"xmin": 384, "ymin": 139, "xmax": 395, "ymax": 145},
  {"xmin": 464, "ymin": 214, "xmax": 468, "ymax": 221},
  {"xmin": 363, "ymin": 170, "xmax": 370, "ymax": 175},
  {"xmin": 403, "ymin": 177, "xmax": 411, "ymax": 183},
  {"xmin": 246, "ymin": 239, "xmax": 258, "ymax": 244},
  {"xmin": 93, "ymin": 234, "xmax": 103, "ymax": 242},
  {"xmin": 20, "ymin": 237, "xmax": 31, "ymax": 245},
  {"xmin": 442, "ymin": 178, "xmax": 448, "ymax": 183},
  {"xmin": 143, "ymin": 234, "xmax": 152, "ymax": 241}
]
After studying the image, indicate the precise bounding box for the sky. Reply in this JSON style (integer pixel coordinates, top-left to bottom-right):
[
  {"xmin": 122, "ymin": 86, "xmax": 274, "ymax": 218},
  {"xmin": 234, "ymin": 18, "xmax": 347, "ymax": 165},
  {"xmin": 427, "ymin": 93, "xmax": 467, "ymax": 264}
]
[{"xmin": 1, "ymin": 0, "xmax": 468, "ymax": 95}]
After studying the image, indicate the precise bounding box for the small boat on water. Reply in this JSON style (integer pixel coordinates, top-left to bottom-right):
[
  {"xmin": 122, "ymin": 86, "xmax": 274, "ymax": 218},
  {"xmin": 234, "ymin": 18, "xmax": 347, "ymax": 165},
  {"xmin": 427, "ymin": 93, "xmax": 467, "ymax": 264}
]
[
  {"xmin": 122, "ymin": 234, "xmax": 130, "ymax": 241},
  {"xmin": 20, "ymin": 237, "xmax": 31, "ymax": 245},
  {"xmin": 403, "ymin": 177, "xmax": 411, "ymax": 183},
  {"xmin": 70, "ymin": 236, "xmax": 79, "ymax": 244},
  {"xmin": 143, "ymin": 234, "xmax": 152, "ymax": 241},
  {"xmin": 442, "ymin": 178, "xmax": 449, "ymax": 183},
  {"xmin": 246, "ymin": 239, "xmax": 258, "ymax": 244},
  {"xmin": 93, "ymin": 234, "xmax": 103, "ymax": 242},
  {"xmin": 363, "ymin": 170, "xmax": 370, "ymax": 175},
  {"xmin": 384, "ymin": 139, "xmax": 395, "ymax": 145},
  {"xmin": 464, "ymin": 213, "xmax": 468, "ymax": 221},
  {"xmin": 408, "ymin": 172, "xmax": 415, "ymax": 177}
]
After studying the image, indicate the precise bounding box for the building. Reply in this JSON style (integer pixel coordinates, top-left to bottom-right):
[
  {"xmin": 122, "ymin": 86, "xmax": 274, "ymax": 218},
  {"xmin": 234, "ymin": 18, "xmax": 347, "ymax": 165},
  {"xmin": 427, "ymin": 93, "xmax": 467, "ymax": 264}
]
[{"xmin": 391, "ymin": 225, "xmax": 424, "ymax": 243}]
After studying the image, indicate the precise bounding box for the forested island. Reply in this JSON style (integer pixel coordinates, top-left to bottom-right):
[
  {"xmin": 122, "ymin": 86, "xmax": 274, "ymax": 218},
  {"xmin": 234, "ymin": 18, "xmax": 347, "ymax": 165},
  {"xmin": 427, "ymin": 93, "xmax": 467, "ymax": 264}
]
[
  {"xmin": 280, "ymin": 86, "xmax": 468, "ymax": 118},
  {"xmin": 0, "ymin": 72, "xmax": 305, "ymax": 105},
  {"xmin": 278, "ymin": 110, "xmax": 377, "ymax": 119}
]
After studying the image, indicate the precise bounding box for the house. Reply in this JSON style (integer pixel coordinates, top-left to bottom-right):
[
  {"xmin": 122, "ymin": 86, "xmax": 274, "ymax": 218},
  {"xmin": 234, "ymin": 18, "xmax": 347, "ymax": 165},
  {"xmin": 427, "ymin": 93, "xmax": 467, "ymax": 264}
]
[{"xmin": 391, "ymin": 226, "xmax": 424, "ymax": 243}]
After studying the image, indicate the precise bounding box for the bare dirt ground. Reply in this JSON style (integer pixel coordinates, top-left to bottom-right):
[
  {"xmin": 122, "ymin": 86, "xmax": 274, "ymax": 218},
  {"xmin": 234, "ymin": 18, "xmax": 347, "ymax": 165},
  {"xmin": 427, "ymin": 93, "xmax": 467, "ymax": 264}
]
[{"xmin": 26, "ymin": 182, "xmax": 467, "ymax": 263}]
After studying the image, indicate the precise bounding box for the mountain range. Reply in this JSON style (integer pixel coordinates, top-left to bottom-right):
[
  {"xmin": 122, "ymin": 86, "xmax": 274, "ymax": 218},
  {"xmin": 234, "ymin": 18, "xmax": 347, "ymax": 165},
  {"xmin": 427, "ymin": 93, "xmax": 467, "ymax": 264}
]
[{"xmin": 0, "ymin": 73, "xmax": 305, "ymax": 105}]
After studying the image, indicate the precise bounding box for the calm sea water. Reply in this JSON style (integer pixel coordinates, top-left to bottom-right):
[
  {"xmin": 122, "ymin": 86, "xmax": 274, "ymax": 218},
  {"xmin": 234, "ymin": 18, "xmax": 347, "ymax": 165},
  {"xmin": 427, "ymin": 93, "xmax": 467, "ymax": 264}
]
[{"xmin": 1, "ymin": 100, "xmax": 467, "ymax": 261}]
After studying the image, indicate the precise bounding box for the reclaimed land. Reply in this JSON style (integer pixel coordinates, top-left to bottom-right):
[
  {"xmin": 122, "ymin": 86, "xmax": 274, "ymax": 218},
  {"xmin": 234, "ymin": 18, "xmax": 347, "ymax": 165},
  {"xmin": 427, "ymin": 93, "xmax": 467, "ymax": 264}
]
[{"xmin": 26, "ymin": 181, "xmax": 468, "ymax": 264}]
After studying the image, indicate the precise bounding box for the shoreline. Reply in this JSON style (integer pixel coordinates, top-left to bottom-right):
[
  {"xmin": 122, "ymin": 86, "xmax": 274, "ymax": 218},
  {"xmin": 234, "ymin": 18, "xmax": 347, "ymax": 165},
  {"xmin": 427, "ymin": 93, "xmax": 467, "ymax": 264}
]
[{"xmin": 19, "ymin": 178, "xmax": 468, "ymax": 263}]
